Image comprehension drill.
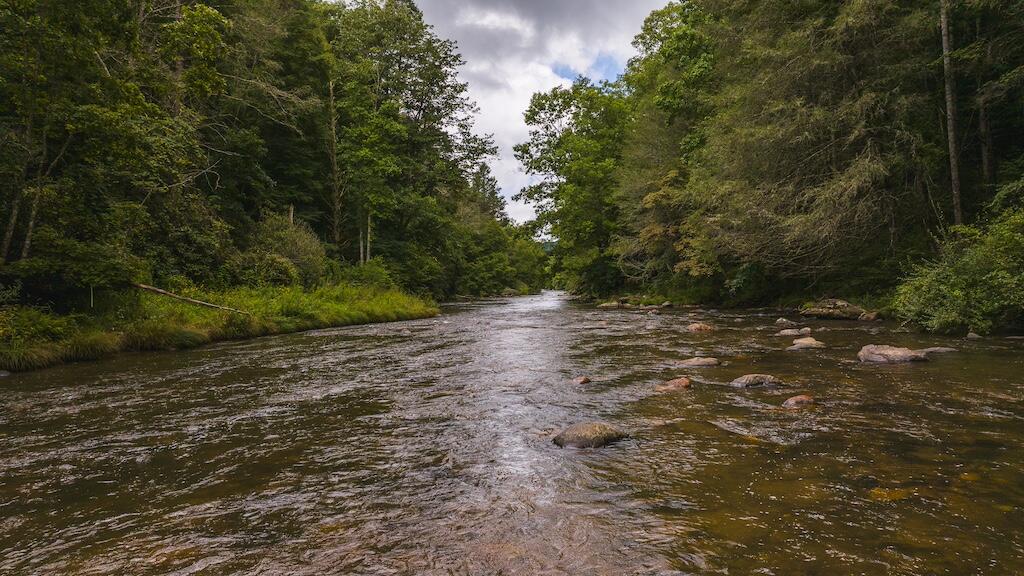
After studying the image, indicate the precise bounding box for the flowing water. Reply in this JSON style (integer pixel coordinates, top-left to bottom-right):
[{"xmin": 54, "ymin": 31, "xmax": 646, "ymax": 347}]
[{"xmin": 2, "ymin": 291, "xmax": 1023, "ymax": 575}]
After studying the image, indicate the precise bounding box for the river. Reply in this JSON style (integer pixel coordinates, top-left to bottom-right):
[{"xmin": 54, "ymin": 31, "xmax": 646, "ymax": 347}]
[{"xmin": 1, "ymin": 291, "xmax": 1023, "ymax": 575}]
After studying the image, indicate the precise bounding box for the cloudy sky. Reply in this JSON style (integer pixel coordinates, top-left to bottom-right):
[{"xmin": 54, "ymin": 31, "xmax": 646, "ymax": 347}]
[{"xmin": 416, "ymin": 0, "xmax": 668, "ymax": 222}]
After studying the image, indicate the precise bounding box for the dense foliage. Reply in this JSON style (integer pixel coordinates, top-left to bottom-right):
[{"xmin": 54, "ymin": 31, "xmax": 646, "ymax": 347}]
[
  {"xmin": 0, "ymin": 0, "xmax": 547, "ymax": 312},
  {"xmin": 517, "ymin": 0, "xmax": 1024, "ymax": 332}
]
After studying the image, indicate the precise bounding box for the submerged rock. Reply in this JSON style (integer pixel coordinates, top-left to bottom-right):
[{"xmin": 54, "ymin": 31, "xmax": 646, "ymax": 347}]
[
  {"xmin": 597, "ymin": 302, "xmax": 620, "ymax": 309},
  {"xmin": 573, "ymin": 376, "xmax": 592, "ymax": 385},
  {"xmin": 730, "ymin": 374, "xmax": 783, "ymax": 388},
  {"xmin": 552, "ymin": 422, "xmax": 627, "ymax": 448},
  {"xmin": 857, "ymin": 345, "xmax": 927, "ymax": 364},
  {"xmin": 782, "ymin": 394, "xmax": 815, "ymax": 409},
  {"xmin": 776, "ymin": 317, "xmax": 798, "ymax": 327},
  {"xmin": 800, "ymin": 299, "xmax": 865, "ymax": 320},
  {"xmin": 775, "ymin": 327, "xmax": 812, "ymax": 337},
  {"xmin": 787, "ymin": 337, "xmax": 826, "ymax": 351},
  {"xmin": 686, "ymin": 322, "xmax": 715, "ymax": 333},
  {"xmin": 0, "ymin": 370, "xmax": 9, "ymax": 378},
  {"xmin": 676, "ymin": 357, "xmax": 720, "ymax": 367},
  {"xmin": 655, "ymin": 377, "xmax": 692, "ymax": 393},
  {"xmin": 918, "ymin": 347, "xmax": 958, "ymax": 355}
]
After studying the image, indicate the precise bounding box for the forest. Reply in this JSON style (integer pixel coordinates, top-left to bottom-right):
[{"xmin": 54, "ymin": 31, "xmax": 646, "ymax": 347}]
[
  {"xmin": 517, "ymin": 0, "xmax": 1024, "ymax": 334},
  {"xmin": 0, "ymin": 0, "xmax": 548, "ymax": 370}
]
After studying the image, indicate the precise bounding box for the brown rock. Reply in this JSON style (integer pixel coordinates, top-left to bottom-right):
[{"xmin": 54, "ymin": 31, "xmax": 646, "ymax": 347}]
[
  {"xmin": 573, "ymin": 376, "xmax": 592, "ymax": 385},
  {"xmin": 730, "ymin": 374, "xmax": 783, "ymax": 388},
  {"xmin": 967, "ymin": 332, "xmax": 983, "ymax": 340},
  {"xmin": 858, "ymin": 311, "xmax": 880, "ymax": 322},
  {"xmin": 660, "ymin": 301, "xmax": 673, "ymax": 308},
  {"xmin": 597, "ymin": 302, "xmax": 620, "ymax": 309},
  {"xmin": 775, "ymin": 327, "xmax": 812, "ymax": 337},
  {"xmin": 686, "ymin": 322, "xmax": 715, "ymax": 333},
  {"xmin": 857, "ymin": 345, "xmax": 928, "ymax": 364},
  {"xmin": 782, "ymin": 395, "xmax": 815, "ymax": 409},
  {"xmin": 776, "ymin": 318, "xmax": 798, "ymax": 327},
  {"xmin": 676, "ymin": 357, "xmax": 720, "ymax": 367},
  {"xmin": 552, "ymin": 422, "xmax": 627, "ymax": 448},
  {"xmin": 787, "ymin": 337, "xmax": 826, "ymax": 351},
  {"xmin": 655, "ymin": 377, "xmax": 692, "ymax": 393},
  {"xmin": 800, "ymin": 299, "xmax": 865, "ymax": 320},
  {"xmin": 918, "ymin": 347, "xmax": 958, "ymax": 355}
]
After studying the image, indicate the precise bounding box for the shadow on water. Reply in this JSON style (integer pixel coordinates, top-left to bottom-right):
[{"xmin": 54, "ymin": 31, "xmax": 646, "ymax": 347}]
[{"xmin": 1, "ymin": 291, "xmax": 1023, "ymax": 574}]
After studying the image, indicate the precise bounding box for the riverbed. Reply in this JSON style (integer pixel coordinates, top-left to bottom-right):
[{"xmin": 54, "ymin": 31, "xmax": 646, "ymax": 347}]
[{"xmin": 1, "ymin": 291, "xmax": 1022, "ymax": 574}]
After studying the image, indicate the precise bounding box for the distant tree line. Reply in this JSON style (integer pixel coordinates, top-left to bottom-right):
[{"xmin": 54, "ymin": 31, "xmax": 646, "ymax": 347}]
[
  {"xmin": 0, "ymin": 0, "xmax": 548, "ymax": 309},
  {"xmin": 517, "ymin": 0, "xmax": 1024, "ymax": 332}
]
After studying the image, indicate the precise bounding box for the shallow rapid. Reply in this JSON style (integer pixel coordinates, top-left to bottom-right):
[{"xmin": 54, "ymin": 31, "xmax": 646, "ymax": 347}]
[{"xmin": 1, "ymin": 291, "xmax": 1023, "ymax": 575}]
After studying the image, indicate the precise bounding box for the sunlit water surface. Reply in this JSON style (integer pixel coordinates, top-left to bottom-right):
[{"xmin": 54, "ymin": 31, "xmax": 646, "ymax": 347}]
[{"xmin": 2, "ymin": 291, "xmax": 1023, "ymax": 575}]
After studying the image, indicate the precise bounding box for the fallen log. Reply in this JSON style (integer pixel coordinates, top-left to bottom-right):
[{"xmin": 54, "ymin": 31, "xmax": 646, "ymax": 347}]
[{"xmin": 133, "ymin": 283, "xmax": 250, "ymax": 316}]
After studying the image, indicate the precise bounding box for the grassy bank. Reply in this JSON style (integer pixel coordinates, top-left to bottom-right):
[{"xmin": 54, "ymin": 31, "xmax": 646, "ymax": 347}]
[{"xmin": 0, "ymin": 283, "xmax": 439, "ymax": 373}]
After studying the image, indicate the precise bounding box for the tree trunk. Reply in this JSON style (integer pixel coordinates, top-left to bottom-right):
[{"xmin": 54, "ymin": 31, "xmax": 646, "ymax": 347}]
[
  {"xmin": 171, "ymin": 0, "xmax": 184, "ymax": 115},
  {"xmin": 0, "ymin": 190, "xmax": 22, "ymax": 264},
  {"xmin": 979, "ymin": 42, "xmax": 995, "ymax": 190},
  {"xmin": 366, "ymin": 212, "xmax": 371, "ymax": 262},
  {"xmin": 326, "ymin": 79, "xmax": 343, "ymax": 245},
  {"xmin": 979, "ymin": 96, "xmax": 993, "ymax": 189},
  {"xmin": 134, "ymin": 283, "xmax": 251, "ymax": 315},
  {"xmin": 20, "ymin": 188, "xmax": 41, "ymax": 259},
  {"xmin": 359, "ymin": 225, "xmax": 364, "ymax": 264},
  {"xmin": 941, "ymin": 0, "xmax": 963, "ymax": 225}
]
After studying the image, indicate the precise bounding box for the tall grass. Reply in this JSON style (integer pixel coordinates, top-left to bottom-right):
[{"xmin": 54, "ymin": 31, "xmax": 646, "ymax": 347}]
[{"xmin": 0, "ymin": 283, "xmax": 439, "ymax": 372}]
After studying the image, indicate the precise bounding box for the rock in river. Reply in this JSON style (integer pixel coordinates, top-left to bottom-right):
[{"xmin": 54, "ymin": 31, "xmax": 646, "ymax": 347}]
[
  {"xmin": 730, "ymin": 374, "xmax": 783, "ymax": 388},
  {"xmin": 782, "ymin": 395, "xmax": 815, "ymax": 409},
  {"xmin": 776, "ymin": 327, "xmax": 812, "ymax": 337},
  {"xmin": 918, "ymin": 347, "xmax": 958, "ymax": 355},
  {"xmin": 597, "ymin": 302, "xmax": 620, "ymax": 309},
  {"xmin": 655, "ymin": 377, "xmax": 692, "ymax": 393},
  {"xmin": 776, "ymin": 317, "xmax": 798, "ymax": 327},
  {"xmin": 800, "ymin": 299, "xmax": 866, "ymax": 320},
  {"xmin": 552, "ymin": 422, "xmax": 627, "ymax": 448},
  {"xmin": 787, "ymin": 337, "xmax": 826, "ymax": 351},
  {"xmin": 573, "ymin": 376, "xmax": 592, "ymax": 385},
  {"xmin": 858, "ymin": 345, "xmax": 927, "ymax": 364},
  {"xmin": 686, "ymin": 322, "xmax": 715, "ymax": 333},
  {"xmin": 677, "ymin": 357, "xmax": 720, "ymax": 367}
]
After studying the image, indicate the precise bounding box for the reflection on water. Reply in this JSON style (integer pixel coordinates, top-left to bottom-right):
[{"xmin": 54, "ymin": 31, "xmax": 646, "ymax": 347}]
[{"xmin": 1, "ymin": 291, "xmax": 1023, "ymax": 574}]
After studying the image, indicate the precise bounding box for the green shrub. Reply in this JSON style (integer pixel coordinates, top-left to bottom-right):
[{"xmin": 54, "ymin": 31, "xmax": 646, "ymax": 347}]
[
  {"xmin": 251, "ymin": 214, "xmax": 327, "ymax": 286},
  {"xmin": 335, "ymin": 259, "xmax": 395, "ymax": 288},
  {"xmin": 231, "ymin": 251, "xmax": 301, "ymax": 287},
  {"xmin": 895, "ymin": 210, "xmax": 1024, "ymax": 334}
]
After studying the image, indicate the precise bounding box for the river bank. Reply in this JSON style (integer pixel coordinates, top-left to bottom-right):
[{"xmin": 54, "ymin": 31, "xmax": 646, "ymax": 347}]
[{"xmin": 0, "ymin": 283, "xmax": 439, "ymax": 373}]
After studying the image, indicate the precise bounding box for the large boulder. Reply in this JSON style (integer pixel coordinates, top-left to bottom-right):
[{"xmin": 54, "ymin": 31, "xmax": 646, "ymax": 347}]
[
  {"xmin": 655, "ymin": 377, "xmax": 692, "ymax": 393},
  {"xmin": 776, "ymin": 327, "xmax": 812, "ymax": 337},
  {"xmin": 858, "ymin": 345, "xmax": 928, "ymax": 364},
  {"xmin": 552, "ymin": 422, "xmax": 628, "ymax": 448},
  {"xmin": 787, "ymin": 337, "xmax": 826, "ymax": 351},
  {"xmin": 730, "ymin": 374, "xmax": 783, "ymax": 388},
  {"xmin": 800, "ymin": 299, "xmax": 865, "ymax": 320},
  {"xmin": 676, "ymin": 357, "xmax": 720, "ymax": 367},
  {"xmin": 686, "ymin": 322, "xmax": 716, "ymax": 333}
]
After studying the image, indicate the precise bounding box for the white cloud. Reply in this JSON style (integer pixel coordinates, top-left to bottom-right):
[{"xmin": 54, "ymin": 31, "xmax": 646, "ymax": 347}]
[{"xmin": 417, "ymin": 0, "xmax": 669, "ymax": 223}]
